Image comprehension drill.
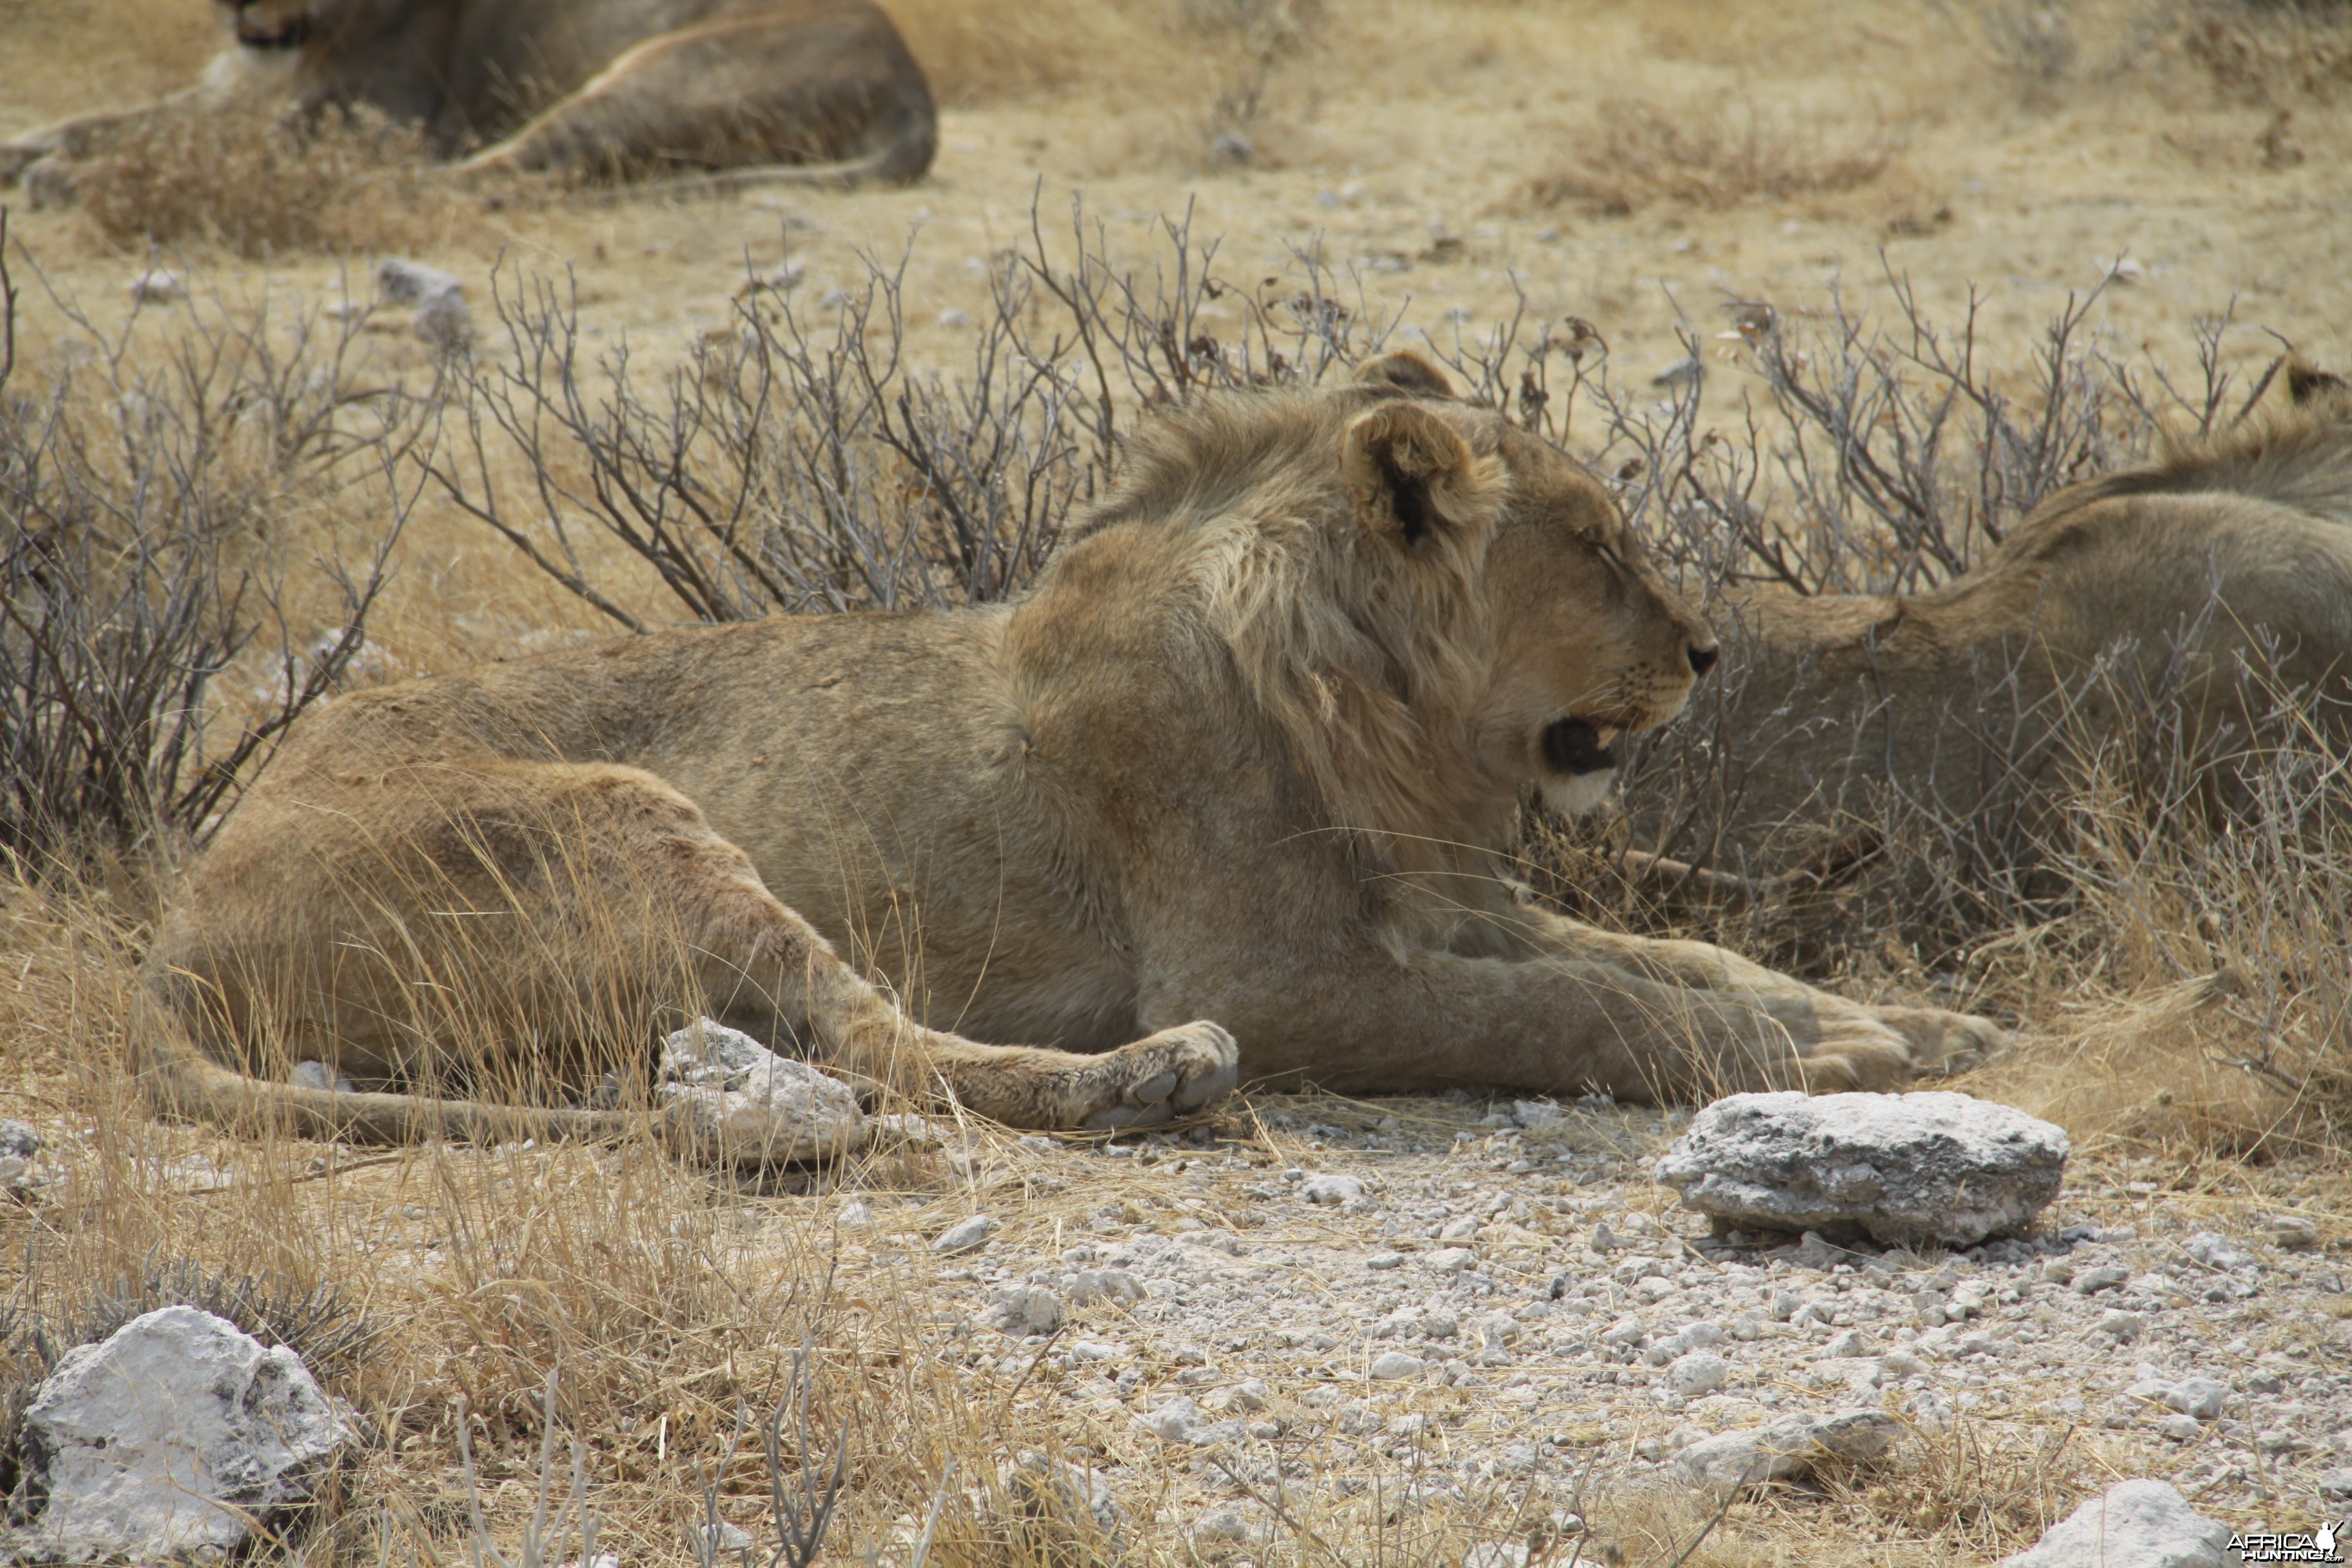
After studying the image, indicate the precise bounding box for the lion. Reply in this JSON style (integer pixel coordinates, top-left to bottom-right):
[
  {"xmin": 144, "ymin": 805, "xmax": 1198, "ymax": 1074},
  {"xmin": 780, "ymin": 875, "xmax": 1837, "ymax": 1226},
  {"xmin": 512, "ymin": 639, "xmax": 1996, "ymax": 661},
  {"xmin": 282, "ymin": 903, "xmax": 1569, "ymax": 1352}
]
[
  {"xmin": 0, "ymin": 0, "xmax": 935, "ymax": 199},
  {"xmin": 1612, "ymin": 363, "xmax": 2352, "ymax": 894},
  {"xmin": 132, "ymin": 353, "xmax": 2008, "ymax": 1162}
]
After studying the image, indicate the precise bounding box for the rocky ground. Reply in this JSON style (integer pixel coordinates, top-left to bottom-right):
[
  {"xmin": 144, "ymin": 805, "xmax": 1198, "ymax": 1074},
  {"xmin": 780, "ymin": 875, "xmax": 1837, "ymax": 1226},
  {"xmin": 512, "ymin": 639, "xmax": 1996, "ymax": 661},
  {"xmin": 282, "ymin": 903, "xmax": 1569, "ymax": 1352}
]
[{"xmin": 812, "ymin": 1092, "xmax": 2351, "ymax": 1561}]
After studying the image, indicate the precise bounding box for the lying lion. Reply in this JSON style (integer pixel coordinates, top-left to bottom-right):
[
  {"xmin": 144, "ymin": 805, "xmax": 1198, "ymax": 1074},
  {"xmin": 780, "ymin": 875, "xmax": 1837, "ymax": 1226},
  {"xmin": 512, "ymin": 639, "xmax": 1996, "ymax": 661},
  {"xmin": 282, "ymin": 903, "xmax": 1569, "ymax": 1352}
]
[
  {"xmin": 134, "ymin": 354, "xmax": 2006, "ymax": 1160},
  {"xmin": 1, "ymin": 0, "xmax": 935, "ymax": 197},
  {"xmin": 1615, "ymin": 363, "xmax": 2352, "ymax": 892}
]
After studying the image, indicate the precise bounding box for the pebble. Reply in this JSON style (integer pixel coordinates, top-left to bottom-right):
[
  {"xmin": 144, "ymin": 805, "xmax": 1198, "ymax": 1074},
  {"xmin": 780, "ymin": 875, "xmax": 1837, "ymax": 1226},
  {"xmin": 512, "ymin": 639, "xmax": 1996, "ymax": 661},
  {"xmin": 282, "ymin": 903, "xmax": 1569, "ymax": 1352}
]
[
  {"xmin": 932, "ymin": 1214, "xmax": 995, "ymax": 1254},
  {"xmin": 1301, "ymin": 1173, "xmax": 1363, "ymax": 1206},
  {"xmin": 1369, "ymin": 1352, "xmax": 1425, "ymax": 1380}
]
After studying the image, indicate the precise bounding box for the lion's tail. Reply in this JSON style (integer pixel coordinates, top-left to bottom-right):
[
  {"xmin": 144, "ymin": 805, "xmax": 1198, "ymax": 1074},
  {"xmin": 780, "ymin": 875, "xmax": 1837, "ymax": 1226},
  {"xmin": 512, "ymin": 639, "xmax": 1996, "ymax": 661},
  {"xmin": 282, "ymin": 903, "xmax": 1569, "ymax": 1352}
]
[{"xmin": 127, "ymin": 967, "xmax": 832, "ymax": 1164}]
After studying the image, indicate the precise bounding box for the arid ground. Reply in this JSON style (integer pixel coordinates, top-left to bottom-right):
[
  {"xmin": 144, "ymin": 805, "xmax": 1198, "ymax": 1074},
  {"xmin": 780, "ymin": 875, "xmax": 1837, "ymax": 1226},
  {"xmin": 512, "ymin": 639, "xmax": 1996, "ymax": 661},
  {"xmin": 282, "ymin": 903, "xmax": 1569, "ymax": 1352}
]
[{"xmin": 1, "ymin": 1, "xmax": 2348, "ymax": 1563}]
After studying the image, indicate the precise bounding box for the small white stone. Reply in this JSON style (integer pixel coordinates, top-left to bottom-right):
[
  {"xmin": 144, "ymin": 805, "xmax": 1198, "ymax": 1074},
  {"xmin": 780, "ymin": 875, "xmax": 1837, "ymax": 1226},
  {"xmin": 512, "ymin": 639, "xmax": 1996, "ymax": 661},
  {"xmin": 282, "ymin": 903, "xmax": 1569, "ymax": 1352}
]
[
  {"xmin": 659, "ymin": 1019, "xmax": 866, "ymax": 1162},
  {"xmin": 1137, "ymin": 1396, "xmax": 1200, "ymax": 1441},
  {"xmin": 1193, "ymin": 1506, "xmax": 1250, "ymax": 1543},
  {"xmin": 1301, "ymin": 1174, "xmax": 1364, "ymax": 1206},
  {"xmin": 1665, "ymin": 1351, "xmax": 1730, "ymax": 1396},
  {"xmin": 1370, "ymin": 1351, "xmax": 1426, "ymax": 1380},
  {"xmin": 1367, "ymin": 1252, "xmax": 1405, "ymax": 1270},
  {"xmin": 127, "ymin": 269, "xmax": 185, "ymax": 304},
  {"xmin": 933, "ymin": 1215, "xmax": 996, "ymax": 1254},
  {"xmin": 977, "ymin": 1285, "xmax": 1063, "ymax": 1337},
  {"xmin": 1425, "ymin": 1247, "xmax": 1476, "ymax": 1273}
]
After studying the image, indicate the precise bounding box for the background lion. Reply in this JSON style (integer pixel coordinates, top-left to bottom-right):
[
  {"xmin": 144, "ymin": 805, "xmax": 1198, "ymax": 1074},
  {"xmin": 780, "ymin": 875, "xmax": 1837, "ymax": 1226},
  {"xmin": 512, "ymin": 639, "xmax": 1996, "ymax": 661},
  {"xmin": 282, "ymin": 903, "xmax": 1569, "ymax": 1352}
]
[
  {"xmin": 0, "ymin": 0, "xmax": 936, "ymax": 198},
  {"xmin": 134, "ymin": 353, "xmax": 2005, "ymax": 1160},
  {"xmin": 1612, "ymin": 367, "xmax": 2352, "ymax": 902}
]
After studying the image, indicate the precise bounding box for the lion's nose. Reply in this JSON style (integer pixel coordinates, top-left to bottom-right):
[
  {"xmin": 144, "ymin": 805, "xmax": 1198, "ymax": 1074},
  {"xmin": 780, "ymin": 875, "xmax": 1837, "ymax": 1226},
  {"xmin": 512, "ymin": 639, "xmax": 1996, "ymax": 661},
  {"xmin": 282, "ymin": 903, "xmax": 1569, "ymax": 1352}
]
[{"xmin": 1687, "ymin": 642, "xmax": 1719, "ymax": 678}]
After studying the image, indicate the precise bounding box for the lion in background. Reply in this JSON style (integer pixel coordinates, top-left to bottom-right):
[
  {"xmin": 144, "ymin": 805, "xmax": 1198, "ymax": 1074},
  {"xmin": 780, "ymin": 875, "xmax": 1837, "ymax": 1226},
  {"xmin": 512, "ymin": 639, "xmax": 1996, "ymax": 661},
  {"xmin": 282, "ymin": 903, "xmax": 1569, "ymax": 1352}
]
[
  {"xmin": 0, "ymin": 0, "xmax": 935, "ymax": 199},
  {"xmin": 1614, "ymin": 362, "xmax": 2352, "ymax": 897},
  {"xmin": 132, "ymin": 353, "xmax": 2006, "ymax": 1162}
]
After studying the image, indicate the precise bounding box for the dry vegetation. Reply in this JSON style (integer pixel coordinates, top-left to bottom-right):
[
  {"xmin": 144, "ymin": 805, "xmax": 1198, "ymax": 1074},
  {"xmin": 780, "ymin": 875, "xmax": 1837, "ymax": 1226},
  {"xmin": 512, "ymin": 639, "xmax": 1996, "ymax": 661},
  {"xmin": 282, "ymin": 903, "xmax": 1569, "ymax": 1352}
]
[{"xmin": 1, "ymin": 0, "xmax": 2349, "ymax": 1561}]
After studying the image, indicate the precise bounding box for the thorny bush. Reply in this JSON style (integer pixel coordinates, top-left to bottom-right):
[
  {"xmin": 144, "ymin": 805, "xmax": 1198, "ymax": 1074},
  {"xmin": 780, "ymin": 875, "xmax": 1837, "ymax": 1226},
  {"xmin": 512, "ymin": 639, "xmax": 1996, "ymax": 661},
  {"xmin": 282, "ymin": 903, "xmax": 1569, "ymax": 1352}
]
[{"xmin": 0, "ymin": 217, "xmax": 421, "ymax": 872}]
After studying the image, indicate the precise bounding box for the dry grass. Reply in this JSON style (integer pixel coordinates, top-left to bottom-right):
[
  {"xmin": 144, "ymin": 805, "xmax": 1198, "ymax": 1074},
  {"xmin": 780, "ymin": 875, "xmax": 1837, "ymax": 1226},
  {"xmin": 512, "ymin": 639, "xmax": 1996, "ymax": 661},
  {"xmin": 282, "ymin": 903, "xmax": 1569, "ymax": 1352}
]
[
  {"xmin": 73, "ymin": 101, "xmax": 476, "ymax": 261},
  {"xmin": 2183, "ymin": 0, "xmax": 2352, "ymax": 102},
  {"xmin": 1526, "ymin": 95, "xmax": 1899, "ymax": 216}
]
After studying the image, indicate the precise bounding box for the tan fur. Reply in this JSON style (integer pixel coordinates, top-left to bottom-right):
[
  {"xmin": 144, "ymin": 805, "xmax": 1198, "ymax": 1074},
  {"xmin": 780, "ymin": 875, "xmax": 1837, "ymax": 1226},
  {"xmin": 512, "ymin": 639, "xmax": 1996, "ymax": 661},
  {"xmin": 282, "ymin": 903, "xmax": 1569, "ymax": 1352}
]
[
  {"xmin": 134, "ymin": 355, "xmax": 2007, "ymax": 1162},
  {"xmin": 0, "ymin": 0, "xmax": 934, "ymax": 196},
  {"xmin": 1629, "ymin": 381, "xmax": 2352, "ymax": 872}
]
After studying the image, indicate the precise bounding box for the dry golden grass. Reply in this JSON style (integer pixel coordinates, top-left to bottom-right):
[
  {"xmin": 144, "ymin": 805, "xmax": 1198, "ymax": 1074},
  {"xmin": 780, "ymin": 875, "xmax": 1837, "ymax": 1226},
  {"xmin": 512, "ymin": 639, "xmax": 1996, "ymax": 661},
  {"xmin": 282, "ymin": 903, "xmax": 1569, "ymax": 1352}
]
[
  {"xmin": 1526, "ymin": 95, "xmax": 1901, "ymax": 216},
  {"xmin": 74, "ymin": 101, "xmax": 480, "ymax": 260}
]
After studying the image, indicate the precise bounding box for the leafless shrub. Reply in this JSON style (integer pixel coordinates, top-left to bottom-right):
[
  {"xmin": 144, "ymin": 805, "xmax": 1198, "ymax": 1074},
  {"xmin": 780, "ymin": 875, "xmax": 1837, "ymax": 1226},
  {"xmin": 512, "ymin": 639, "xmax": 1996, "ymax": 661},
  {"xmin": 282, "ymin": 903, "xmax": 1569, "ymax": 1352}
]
[
  {"xmin": 1526, "ymin": 95, "xmax": 1897, "ymax": 216},
  {"xmin": 436, "ymin": 195, "xmax": 1395, "ymax": 625},
  {"xmin": 0, "ymin": 221, "xmax": 417, "ymax": 870},
  {"xmin": 72, "ymin": 100, "xmax": 461, "ymax": 259}
]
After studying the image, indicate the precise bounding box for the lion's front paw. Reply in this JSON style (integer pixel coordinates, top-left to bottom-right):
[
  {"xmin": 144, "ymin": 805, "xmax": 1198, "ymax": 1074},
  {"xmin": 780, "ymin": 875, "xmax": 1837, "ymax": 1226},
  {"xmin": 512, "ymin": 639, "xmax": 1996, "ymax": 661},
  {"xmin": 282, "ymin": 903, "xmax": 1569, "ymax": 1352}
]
[
  {"xmin": 1079, "ymin": 1021, "xmax": 1240, "ymax": 1131},
  {"xmin": 1793, "ymin": 1013, "xmax": 1916, "ymax": 1094},
  {"xmin": 1871, "ymin": 1005, "xmax": 2011, "ymax": 1077}
]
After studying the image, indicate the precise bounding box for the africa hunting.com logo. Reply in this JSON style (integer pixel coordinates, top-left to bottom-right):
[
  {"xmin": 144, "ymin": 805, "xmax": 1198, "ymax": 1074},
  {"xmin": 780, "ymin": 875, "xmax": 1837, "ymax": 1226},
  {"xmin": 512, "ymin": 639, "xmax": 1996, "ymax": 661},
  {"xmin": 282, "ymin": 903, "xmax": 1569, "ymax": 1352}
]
[{"xmin": 2233, "ymin": 1520, "xmax": 2347, "ymax": 1564}]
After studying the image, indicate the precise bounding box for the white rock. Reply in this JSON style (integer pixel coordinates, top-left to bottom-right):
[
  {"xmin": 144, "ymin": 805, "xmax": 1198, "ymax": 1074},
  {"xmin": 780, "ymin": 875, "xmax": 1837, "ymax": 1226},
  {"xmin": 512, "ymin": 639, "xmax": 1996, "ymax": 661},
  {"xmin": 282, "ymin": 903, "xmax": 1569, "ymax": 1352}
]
[
  {"xmin": 1425, "ymin": 1247, "xmax": 1476, "ymax": 1273},
  {"xmin": 375, "ymin": 258, "xmax": 462, "ymax": 306},
  {"xmin": 933, "ymin": 1214, "xmax": 996, "ymax": 1254},
  {"xmin": 19, "ymin": 1306, "xmax": 353, "ymax": 1561},
  {"xmin": 0, "ymin": 1120, "xmax": 37, "ymax": 1159},
  {"xmin": 1512, "ymin": 1099, "xmax": 1564, "ymax": 1130},
  {"xmin": 1653, "ymin": 1091, "xmax": 2069, "ymax": 1246},
  {"xmin": 1670, "ymin": 1409, "xmax": 1901, "ymax": 1492},
  {"xmin": 1066, "ymin": 1269, "xmax": 1145, "ymax": 1305},
  {"xmin": 1999, "ymin": 1479, "xmax": 2230, "ymax": 1568},
  {"xmin": 1665, "ymin": 1351, "xmax": 1730, "ymax": 1396},
  {"xmin": 1370, "ymin": 1351, "xmax": 1426, "ymax": 1380},
  {"xmin": 1194, "ymin": 1506, "xmax": 1250, "ymax": 1543},
  {"xmin": 836, "ymin": 1199, "xmax": 874, "ymax": 1226},
  {"xmin": 1815, "ymin": 1329, "xmax": 1867, "ymax": 1359},
  {"xmin": 2180, "ymin": 1231, "xmax": 2255, "ymax": 1271},
  {"xmin": 127, "ymin": 270, "xmax": 185, "ymax": 305},
  {"xmin": 1301, "ymin": 1174, "xmax": 1363, "ymax": 1206},
  {"xmin": 979, "ymin": 1286, "xmax": 1064, "ymax": 1337},
  {"xmin": 1001, "ymin": 1450, "xmax": 1119, "ymax": 1536},
  {"xmin": 1137, "ymin": 1396, "xmax": 1200, "ymax": 1441},
  {"xmin": 2126, "ymin": 1376, "xmax": 2228, "ymax": 1422},
  {"xmin": 659, "ymin": 1019, "xmax": 866, "ymax": 1162}
]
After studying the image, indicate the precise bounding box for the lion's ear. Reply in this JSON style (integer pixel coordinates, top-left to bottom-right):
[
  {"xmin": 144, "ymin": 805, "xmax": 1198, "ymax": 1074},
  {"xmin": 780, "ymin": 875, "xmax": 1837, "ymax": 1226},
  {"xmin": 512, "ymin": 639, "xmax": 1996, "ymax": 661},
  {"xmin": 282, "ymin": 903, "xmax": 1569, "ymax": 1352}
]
[
  {"xmin": 1341, "ymin": 402, "xmax": 1506, "ymax": 551},
  {"xmin": 1354, "ymin": 350, "xmax": 1457, "ymax": 399}
]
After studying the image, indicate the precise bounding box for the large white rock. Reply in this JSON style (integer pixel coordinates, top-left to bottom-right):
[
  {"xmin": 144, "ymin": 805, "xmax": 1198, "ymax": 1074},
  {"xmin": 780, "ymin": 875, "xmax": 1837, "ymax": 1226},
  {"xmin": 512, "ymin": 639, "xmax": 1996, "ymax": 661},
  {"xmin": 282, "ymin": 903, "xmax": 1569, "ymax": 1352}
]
[
  {"xmin": 2001, "ymin": 1479, "xmax": 2231, "ymax": 1568},
  {"xmin": 1670, "ymin": 1409, "xmax": 1901, "ymax": 1492},
  {"xmin": 1653, "ymin": 1091, "xmax": 2068, "ymax": 1246},
  {"xmin": 17, "ymin": 1306, "xmax": 353, "ymax": 1562},
  {"xmin": 659, "ymin": 1018, "xmax": 866, "ymax": 1162}
]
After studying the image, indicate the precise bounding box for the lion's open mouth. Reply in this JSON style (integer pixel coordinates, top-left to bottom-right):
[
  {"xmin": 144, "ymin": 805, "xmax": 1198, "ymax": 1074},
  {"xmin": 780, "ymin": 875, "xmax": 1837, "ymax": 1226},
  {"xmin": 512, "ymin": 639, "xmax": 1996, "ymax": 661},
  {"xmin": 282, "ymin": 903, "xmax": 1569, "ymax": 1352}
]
[
  {"xmin": 1541, "ymin": 717, "xmax": 1620, "ymax": 776},
  {"xmin": 235, "ymin": 10, "xmax": 314, "ymax": 47}
]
